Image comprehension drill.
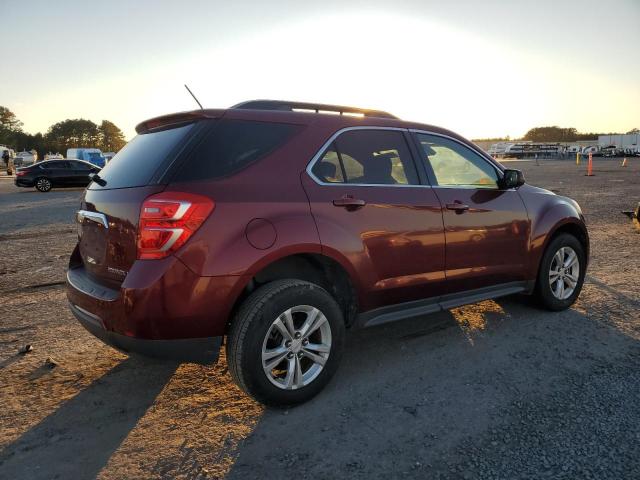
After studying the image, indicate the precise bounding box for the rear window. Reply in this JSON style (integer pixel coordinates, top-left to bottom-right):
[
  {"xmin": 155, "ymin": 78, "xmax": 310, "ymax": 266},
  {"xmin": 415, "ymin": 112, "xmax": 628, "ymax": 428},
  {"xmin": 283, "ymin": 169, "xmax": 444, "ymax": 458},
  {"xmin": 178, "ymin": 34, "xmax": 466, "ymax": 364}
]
[
  {"xmin": 170, "ymin": 119, "xmax": 299, "ymax": 182},
  {"xmin": 88, "ymin": 123, "xmax": 194, "ymax": 189}
]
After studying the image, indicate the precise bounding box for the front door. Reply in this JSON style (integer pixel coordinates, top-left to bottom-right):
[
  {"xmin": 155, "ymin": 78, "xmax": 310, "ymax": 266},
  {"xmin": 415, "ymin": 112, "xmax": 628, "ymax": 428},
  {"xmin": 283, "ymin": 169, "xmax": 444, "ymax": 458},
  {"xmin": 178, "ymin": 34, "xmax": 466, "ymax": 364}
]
[
  {"xmin": 68, "ymin": 160, "xmax": 93, "ymax": 186},
  {"xmin": 412, "ymin": 132, "xmax": 530, "ymax": 294},
  {"xmin": 45, "ymin": 160, "xmax": 72, "ymax": 186},
  {"xmin": 302, "ymin": 128, "xmax": 446, "ymax": 311}
]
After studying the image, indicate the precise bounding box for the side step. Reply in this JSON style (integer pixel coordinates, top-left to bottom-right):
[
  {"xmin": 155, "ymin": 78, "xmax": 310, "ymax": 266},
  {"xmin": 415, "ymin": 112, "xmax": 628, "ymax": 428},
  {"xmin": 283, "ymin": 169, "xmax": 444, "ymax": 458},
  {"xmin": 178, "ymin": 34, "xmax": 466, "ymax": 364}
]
[{"xmin": 356, "ymin": 281, "xmax": 532, "ymax": 329}]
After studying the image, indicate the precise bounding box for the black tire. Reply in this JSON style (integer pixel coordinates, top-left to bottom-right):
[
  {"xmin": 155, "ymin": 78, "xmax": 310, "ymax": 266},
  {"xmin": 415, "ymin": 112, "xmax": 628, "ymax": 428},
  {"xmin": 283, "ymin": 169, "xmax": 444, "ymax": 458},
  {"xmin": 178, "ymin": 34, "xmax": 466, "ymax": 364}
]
[
  {"xmin": 227, "ymin": 279, "xmax": 345, "ymax": 407},
  {"xmin": 35, "ymin": 177, "xmax": 52, "ymax": 192},
  {"xmin": 535, "ymin": 233, "xmax": 586, "ymax": 311}
]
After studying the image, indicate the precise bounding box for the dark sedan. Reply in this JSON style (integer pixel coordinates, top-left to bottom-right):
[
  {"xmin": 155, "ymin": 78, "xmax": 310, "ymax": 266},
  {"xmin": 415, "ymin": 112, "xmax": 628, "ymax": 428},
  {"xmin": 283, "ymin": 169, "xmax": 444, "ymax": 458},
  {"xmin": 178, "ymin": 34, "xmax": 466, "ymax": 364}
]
[{"xmin": 15, "ymin": 159, "xmax": 101, "ymax": 192}]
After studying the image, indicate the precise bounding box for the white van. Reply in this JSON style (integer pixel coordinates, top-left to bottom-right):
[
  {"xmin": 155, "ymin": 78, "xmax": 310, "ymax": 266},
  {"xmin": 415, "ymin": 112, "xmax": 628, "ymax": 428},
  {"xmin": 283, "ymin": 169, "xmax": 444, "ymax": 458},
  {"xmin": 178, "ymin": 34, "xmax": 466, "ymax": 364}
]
[{"xmin": 66, "ymin": 148, "xmax": 106, "ymax": 167}]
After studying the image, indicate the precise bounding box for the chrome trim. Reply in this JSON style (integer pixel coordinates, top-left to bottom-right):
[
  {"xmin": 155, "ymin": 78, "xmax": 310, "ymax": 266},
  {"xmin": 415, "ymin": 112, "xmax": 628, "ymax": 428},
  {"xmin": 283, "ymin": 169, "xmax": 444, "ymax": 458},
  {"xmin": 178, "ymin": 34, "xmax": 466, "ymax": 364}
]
[
  {"xmin": 305, "ymin": 126, "xmax": 430, "ymax": 188},
  {"xmin": 144, "ymin": 200, "xmax": 191, "ymax": 220},
  {"xmin": 145, "ymin": 228, "xmax": 183, "ymax": 252},
  {"xmin": 432, "ymin": 185, "xmax": 513, "ymax": 191},
  {"xmin": 76, "ymin": 210, "xmax": 108, "ymax": 229},
  {"xmin": 72, "ymin": 303, "xmax": 104, "ymax": 321}
]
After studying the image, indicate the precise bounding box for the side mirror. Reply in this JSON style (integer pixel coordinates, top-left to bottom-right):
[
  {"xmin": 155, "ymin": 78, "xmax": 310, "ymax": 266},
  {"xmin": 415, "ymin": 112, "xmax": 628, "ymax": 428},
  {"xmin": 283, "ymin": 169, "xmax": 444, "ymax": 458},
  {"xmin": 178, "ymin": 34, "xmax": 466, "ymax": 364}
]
[{"xmin": 500, "ymin": 169, "xmax": 525, "ymax": 189}]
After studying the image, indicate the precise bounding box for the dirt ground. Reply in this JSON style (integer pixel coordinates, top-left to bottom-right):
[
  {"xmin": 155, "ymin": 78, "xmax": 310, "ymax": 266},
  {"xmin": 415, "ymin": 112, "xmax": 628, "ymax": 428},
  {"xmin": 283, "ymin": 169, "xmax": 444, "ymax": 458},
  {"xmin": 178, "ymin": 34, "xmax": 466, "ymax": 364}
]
[{"xmin": 0, "ymin": 158, "xmax": 639, "ymax": 479}]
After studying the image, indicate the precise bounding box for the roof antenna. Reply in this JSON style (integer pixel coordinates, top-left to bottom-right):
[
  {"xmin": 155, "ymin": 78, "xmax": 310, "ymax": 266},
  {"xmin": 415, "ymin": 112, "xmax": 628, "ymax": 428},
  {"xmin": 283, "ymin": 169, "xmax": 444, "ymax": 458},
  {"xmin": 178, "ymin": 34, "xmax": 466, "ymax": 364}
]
[{"xmin": 184, "ymin": 84, "xmax": 203, "ymax": 110}]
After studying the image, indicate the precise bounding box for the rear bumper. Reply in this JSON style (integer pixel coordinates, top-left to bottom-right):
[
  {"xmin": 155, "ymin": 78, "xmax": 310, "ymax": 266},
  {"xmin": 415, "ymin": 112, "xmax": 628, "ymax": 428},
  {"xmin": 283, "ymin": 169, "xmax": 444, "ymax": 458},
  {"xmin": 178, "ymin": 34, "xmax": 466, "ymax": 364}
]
[
  {"xmin": 66, "ymin": 247, "xmax": 248, "ymax": 364},
  {"xmin": 14, "ymin": 178, "xmax": 34, "ymax": 187},
  {"xmin": 69, "ymin": 302, "xmax": 222, "ymax": 363}
]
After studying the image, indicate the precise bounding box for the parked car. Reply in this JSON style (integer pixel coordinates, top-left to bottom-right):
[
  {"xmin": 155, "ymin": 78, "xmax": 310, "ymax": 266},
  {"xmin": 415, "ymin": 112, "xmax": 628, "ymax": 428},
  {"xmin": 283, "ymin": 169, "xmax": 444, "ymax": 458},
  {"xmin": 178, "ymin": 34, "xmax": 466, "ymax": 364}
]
[
  {"xmin": 44, "ymin": 152, "xmax": 64, "ymax": 161},
  {"xmin": 15, "ymin": 159, "xmax": 101, "ymax": 192},
  {"xmin": 66, "ymin": 100, "xmax": 589, "ymax": 406},
  {"xmin": 66, "ymin": 148, "xmax": 107, "ymax": 167},
  {"xmin": 14, "ymin": 150, "xmax": 37, "ymax": 166}
]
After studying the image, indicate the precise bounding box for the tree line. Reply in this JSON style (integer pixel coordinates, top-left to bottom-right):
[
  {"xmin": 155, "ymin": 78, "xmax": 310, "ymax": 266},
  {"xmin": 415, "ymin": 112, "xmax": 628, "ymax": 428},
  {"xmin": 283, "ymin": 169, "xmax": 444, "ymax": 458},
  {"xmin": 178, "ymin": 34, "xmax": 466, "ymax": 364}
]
[
  {"xmin": 0, "ymin": 106, "xmax": 127, "ymax": 159},
  {"xmin": 474, "ymin": 126, "xmax": 639, "ymax": 143}
]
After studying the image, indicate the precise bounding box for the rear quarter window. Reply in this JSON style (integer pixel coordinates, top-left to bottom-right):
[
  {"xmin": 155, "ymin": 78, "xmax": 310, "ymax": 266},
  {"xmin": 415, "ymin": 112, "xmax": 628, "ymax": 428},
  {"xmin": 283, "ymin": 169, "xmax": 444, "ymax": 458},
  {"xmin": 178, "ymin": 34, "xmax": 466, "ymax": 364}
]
[{"xmin": 170, "ymin": 119, "xmax": 300, "ymax": 182}]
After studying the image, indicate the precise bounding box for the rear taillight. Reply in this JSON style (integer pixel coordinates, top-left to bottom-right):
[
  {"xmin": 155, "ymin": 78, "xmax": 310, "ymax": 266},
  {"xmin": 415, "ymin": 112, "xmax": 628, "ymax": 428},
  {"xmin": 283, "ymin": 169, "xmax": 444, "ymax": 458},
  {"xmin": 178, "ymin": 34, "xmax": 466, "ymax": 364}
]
[
  {"xmin": 16, "ymin": 171, "xmax": 27, "ymax": 176},
  {"xmin": 137, "ymin": 192, "xmax": 214, "ymax": 260}
]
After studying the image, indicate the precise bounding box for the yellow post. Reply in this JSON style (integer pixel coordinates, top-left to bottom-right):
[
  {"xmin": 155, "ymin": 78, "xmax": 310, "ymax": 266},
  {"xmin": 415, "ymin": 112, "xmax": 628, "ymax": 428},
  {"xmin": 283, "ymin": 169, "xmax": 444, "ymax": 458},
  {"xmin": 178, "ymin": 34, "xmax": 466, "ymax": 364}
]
[{"xmin": 576, "ymin": 152, "xmax": 580, "ymax": 165}]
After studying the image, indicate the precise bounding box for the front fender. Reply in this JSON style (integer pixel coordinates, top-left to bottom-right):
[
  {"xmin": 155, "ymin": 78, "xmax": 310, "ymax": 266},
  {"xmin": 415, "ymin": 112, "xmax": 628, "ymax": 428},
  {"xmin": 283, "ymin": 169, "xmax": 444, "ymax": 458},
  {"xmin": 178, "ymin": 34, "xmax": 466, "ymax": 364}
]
[{"xmin": 521, "ymin": 186, "xmax": 587, "ymax": 279}]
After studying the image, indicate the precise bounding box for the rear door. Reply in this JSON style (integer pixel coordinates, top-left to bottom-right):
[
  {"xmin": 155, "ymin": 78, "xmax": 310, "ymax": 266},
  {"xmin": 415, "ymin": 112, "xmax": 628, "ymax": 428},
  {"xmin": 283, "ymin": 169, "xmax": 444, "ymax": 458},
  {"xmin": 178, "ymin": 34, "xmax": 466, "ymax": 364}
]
[
  {"xmin": 411, "ymin": 131, "xmax": 530, "ymax": 294},
  {"xmin": 302, "ymin": 127, "xmax": 446, "ymax": 310},
  {"xmin": 77, "ymin": 122, "xmax": 197, "ymax": 286},
  {"xmin": 45, "ymin": 160, "xmax": 72, "ymax": 186}
]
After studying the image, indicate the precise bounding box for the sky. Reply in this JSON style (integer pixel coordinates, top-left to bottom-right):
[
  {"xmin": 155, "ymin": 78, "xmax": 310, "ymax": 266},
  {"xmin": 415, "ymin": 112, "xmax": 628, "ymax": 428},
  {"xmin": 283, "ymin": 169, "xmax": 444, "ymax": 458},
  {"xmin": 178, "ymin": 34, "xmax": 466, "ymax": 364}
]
[{"xmin": 1, "ymin": 0, "xmax": 639, "ymax": 140}]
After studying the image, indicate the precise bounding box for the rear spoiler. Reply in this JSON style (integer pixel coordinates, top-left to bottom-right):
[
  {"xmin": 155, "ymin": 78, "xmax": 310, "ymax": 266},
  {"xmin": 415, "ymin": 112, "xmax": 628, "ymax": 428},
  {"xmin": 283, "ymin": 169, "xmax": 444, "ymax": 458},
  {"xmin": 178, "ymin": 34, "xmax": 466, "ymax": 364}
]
[{"xmin": 135, "ymin": 110, "xmax": 223, "ymax": 134}]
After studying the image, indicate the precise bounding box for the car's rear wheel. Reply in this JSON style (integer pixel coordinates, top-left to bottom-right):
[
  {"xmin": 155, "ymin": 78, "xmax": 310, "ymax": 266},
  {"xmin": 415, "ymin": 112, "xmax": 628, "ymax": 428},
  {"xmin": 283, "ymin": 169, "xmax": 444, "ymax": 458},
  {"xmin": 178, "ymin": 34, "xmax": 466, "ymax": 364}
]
[
  {"xmin": 35, "ymin": 177, "xmax": 52, "ymax": 192},
  {"xmin": 535, "ymin": 233, "xmax": 586, "ymax": 311},
  {"xmin": 227, "ymin": 279, "xmax": 345, "ymax": 407}
]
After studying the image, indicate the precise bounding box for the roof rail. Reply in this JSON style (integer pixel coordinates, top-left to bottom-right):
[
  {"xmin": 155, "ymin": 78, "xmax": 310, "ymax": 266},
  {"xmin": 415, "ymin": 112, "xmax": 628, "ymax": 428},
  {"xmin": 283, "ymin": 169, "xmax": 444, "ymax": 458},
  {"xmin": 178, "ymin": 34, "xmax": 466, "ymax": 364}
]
[{"xmin": 231, "ymin": 100, "xmax": 398, "ymax": 119}]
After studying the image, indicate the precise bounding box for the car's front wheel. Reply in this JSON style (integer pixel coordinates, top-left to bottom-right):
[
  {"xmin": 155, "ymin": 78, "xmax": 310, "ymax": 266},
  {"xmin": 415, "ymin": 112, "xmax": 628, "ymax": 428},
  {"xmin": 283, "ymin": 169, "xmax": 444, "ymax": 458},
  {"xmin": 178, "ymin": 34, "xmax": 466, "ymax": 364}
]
[
  {"xmin": 35, "ymin": 177, "xmax": 52, "ymax": 192},
  {"xmin": 535, "ymin": 233, "xmax": 586, "ymax": 311},
  {"xmin": 227, "ymin": 279, "xmax": 345, "ymax": 407}
]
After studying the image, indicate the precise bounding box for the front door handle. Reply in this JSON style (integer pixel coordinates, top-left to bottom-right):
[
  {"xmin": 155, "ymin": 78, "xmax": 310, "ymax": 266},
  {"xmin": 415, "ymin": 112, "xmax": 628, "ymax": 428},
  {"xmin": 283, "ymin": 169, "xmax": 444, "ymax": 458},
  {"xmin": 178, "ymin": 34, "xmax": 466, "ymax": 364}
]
[
  {"xmin": 333, "ymin": 196, "xmax": 366, "ymax": 211},
  {"xmin": 446, "ymin": 202, "xmax": 470, "ymax": 213}
]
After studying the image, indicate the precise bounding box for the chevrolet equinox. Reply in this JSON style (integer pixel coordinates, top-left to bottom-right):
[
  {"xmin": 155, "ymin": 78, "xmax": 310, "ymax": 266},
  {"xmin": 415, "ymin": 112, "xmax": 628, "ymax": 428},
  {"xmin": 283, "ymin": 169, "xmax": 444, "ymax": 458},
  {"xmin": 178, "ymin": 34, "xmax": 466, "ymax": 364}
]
[{"xmin": 67, "ymin": 100, "xmax": 589, "ymax": 406}]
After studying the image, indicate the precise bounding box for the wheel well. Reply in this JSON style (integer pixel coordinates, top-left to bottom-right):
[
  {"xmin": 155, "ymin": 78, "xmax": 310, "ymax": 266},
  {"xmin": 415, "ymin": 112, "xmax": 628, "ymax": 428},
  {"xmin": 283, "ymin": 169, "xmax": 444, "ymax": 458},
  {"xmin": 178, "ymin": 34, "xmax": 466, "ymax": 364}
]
[
  {"xmin": 549, "ymin": 222, "xmax": 589, "ymax": 258},
  {"xmin": 227, "ymin": 254, "xmax": 358, "ymax": 332}
]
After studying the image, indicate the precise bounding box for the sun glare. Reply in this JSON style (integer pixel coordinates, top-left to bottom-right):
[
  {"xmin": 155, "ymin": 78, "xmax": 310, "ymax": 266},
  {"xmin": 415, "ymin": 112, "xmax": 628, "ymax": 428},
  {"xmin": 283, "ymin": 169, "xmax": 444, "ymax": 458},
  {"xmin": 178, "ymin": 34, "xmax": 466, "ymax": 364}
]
[{"xmin": 12, "ymin": 10, "xmax": 640, "ymax": 140}]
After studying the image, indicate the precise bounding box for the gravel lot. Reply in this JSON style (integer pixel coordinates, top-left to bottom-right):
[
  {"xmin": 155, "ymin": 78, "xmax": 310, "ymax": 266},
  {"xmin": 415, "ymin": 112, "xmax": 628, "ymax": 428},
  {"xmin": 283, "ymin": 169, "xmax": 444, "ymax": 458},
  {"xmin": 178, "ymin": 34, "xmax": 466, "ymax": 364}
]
[{"xmin": 0, "ymin": 158, "xmax": 639, "ymax": 479}]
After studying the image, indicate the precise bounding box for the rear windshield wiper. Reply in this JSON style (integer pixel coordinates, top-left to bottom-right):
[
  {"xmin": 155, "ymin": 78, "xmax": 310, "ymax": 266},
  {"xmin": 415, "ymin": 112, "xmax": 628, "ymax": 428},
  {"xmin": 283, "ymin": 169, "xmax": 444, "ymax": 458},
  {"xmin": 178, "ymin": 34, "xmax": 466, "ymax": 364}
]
[{"xmin": 89, "ymin": 173, "xmax": 107, "ymax": 186}]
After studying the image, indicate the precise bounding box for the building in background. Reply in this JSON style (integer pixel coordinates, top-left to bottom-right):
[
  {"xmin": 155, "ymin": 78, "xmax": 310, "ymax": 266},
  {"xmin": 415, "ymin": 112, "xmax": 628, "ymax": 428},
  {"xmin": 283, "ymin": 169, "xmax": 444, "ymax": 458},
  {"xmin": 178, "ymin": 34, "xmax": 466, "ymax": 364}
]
[{"xmin": 598, "ymin": 134, "xmax": 640, "ymax": 154}]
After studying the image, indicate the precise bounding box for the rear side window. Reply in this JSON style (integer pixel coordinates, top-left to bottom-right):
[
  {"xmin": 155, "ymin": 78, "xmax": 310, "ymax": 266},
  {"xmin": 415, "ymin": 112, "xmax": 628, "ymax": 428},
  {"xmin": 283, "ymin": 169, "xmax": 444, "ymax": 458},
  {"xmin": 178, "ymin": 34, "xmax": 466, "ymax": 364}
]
[
  {"xmin": 313, "ymin": 145, "xmax": 345, "ymax": 183},
  {"xmin": 89, "ymin": 123, "xmax": 194, "ymax": 190},
  {"xmin": 171, "ymin": 119, "xmax": 299, "ymax": 182},
  {"xmin": 312, "ymin": 129, "xmax": 419, "ymax": 185},
  {"xmin": 46, "ymin": 161, "xmax": 70, "ymax": 169}
]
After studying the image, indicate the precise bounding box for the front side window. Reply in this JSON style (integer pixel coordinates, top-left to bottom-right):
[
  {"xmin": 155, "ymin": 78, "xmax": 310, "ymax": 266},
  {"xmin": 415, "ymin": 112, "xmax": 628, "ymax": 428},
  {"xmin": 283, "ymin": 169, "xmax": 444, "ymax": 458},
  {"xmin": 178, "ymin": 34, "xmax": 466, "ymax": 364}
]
[
  {"xmin": 313, "ymin": 129, "xmax": 419, "ymax": 186},
  {"xmin": 416, "ymin": 133, "xmax": 499, "ymax": 188},
  {"xmin": 70, "ymin": 161, "xmax": 92, "ymax": 170}
]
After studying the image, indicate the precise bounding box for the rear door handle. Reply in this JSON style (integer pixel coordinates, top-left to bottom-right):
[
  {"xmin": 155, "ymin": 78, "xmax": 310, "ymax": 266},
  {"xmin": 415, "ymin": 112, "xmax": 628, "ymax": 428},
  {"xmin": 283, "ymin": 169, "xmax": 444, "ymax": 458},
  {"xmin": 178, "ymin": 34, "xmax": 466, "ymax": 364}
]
[
  {"xmin": 333, "ymin": 196, "xmax": 366, "ymax": 211},
  {"xmin": 446, "ymin": 202, "xmax": 470, "ymax": 213}
]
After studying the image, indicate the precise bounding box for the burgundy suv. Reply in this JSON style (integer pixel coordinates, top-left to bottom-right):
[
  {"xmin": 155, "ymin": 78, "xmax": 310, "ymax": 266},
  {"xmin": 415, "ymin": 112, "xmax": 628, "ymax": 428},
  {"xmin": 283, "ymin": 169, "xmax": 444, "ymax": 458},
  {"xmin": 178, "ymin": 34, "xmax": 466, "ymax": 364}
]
[{"xmin": 67, "ymin": 100, "xmax": 588, "ymax": 406}]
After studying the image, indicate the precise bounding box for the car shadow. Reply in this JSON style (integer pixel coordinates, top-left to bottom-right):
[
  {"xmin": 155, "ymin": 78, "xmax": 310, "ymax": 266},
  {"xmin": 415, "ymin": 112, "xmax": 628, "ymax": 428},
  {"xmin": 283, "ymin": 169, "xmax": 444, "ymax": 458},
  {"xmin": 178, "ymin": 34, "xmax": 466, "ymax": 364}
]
[
  {"xmin": 225, "ymin": 296, "xmax": 639, "ymax": 479},
  {"xmin": 0, "ymin": 357, "xmax": 178, "ymax": 480}
]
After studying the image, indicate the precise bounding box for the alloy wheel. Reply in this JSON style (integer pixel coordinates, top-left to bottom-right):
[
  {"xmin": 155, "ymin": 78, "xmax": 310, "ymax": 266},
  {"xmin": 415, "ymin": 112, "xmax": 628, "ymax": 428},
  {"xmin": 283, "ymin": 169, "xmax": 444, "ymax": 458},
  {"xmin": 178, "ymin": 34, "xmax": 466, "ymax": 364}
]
[
  {"xmin": 548, "ymin": 246, "xmax": 580, "ymax": 300},
  {"xmin": 261, "ymin": 305, "xmax": 332, "ymax": 390},
  {"xmin": 36, "ymin": 178, "xmax": 51, "ymax": 191}
]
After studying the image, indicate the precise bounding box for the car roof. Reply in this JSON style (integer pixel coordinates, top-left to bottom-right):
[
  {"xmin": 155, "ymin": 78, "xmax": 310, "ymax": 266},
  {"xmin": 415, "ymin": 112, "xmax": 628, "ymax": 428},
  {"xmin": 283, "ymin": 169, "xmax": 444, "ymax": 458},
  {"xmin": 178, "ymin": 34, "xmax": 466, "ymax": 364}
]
[
  {"xmin": 136, "ymin": 100, "xmax": 490, "ymax": 157},
  {"xmin": 136, "ymin": 99, "xmax": 477, "ymax": 149},
  {"xmin": 38, "ymin": 159, "xmax": 94, "ymax": 165}
]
